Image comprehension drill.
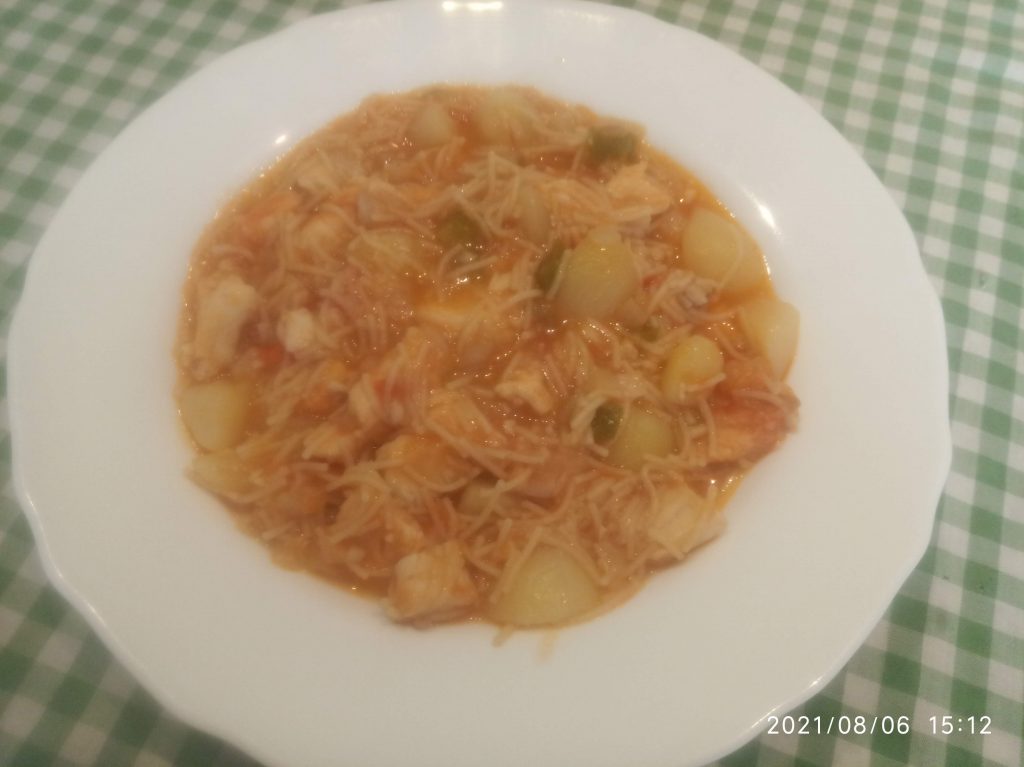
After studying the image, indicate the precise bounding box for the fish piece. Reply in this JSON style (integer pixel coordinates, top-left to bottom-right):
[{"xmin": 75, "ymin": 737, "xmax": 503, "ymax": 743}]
[
  {"xmin": 191, "ymin": 274, "xmax": 258, "ymax": 379},
  {"xmin": 387, "ymin": 541, "xmax": 478, "ymax": 623}
]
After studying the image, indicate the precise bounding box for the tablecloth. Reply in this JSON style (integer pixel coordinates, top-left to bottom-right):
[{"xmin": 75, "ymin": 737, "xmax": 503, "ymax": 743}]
[{"xmin": 1, "ymin": 1, "xmax": 1021, "ymax": 765}]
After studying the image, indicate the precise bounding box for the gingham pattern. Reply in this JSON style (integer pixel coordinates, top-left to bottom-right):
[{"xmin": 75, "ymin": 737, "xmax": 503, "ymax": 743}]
[{"xmin": 1, "ymin": 1, "xmax": 1020, "ymax": 765}]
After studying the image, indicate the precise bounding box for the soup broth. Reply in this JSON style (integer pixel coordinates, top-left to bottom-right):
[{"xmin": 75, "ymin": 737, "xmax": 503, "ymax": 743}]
[{"xmin": 176, "ymin": 85, "xmax": 799, "ymax": 628}]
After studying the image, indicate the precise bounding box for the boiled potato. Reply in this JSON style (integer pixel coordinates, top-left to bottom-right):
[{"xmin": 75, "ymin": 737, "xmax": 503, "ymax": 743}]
[
  {"xmin": 191, "ymin": 450, "xmax": 252, "ymax": 496},
  {"xmin": 408, "ymin": 102, "xmax": 456, "ymax": 148},
  {"xmin": 681, "ymin": 208, "xmax": 767, "ymax": 297},
  {"xmin": 474, "ymin": 88, "xmax": 532, "ymax": 144},
  {"xmin": 180, "ymin": 379, "xmax": 252, "ymax": 451},
  {"xmin": 416, "ymin": 287, "xmax": 481, "ymax": 330},
  {"xmin": 661, "ymin": 335, "xmax": 724, "ymax": 400},
  {"xmin": 606, "ymin": 407, "xmax": 675, "ymax": 470},
  {"xmin": 738, "ymin": 297, "xmax": 799, "ymax": 377},
  {"xmin": 489, "ymin": 545, "xmax": 599, "ymax": 627},
  {"xmin": 349, "ymin": 230, "xmax": 434, "ymax": 275},
  {"xmin": 458, "ymin": 480, "xmax": 494, "ymax": 515},
  {"xmin": 615, "ymin": 297, "xmax": 647, "ymax": 329},
  {"xmin": 554, "ymin": 228, "xmax": 638, "ymax": 319},
  {"xmin": 295, "ymin": 211, "xmax": 349, "ymax": 256},
  {"xmin": 517, "ymin": 184, "xmax": 551, "ymax": 245}
]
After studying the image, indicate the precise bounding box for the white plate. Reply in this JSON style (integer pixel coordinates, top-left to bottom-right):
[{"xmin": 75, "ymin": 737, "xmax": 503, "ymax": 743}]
[{"xmin": 9, "ymin": 2, "xmax": 951, "ymax": 766}]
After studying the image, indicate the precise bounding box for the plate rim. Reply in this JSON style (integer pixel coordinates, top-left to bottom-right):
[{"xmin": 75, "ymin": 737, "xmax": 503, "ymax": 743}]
[{"xmin": 8, "ymin": 2, "xmax": 952, "ymax": 766}]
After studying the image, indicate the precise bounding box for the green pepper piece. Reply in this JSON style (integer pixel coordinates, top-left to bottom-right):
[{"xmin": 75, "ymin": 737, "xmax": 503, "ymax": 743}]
[
  {"xmin": 634, "ymin": 319, "xmax": 660, "ymax": 342},
  {"xmin": 586, "ymin": 125, "xmax": 638, "ymax": 164},
  {"xmin": 437, "ymin": 210, "xmax": 486, "ymax": 251},
  {"xmin": 591, "ymin": 403, "xmax": 623, "ymax": 444},
  {"xmin": 535, "ymin": 240, "xmax": 566, "ymax": 292}
]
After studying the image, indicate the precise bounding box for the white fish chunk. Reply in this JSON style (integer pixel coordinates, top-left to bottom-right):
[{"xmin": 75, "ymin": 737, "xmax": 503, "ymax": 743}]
[
  {"xmin": 191, "ymin": 274, "xmax": 258, "ymax": 379},
  {"xmin": 387, "ymin": 541, "xmax": 477, "ymax": 623}
]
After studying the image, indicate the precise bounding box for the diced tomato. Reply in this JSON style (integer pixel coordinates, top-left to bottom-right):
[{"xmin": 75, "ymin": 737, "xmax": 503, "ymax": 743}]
[{"xmin": 257, "ymin": 343, "xmax": 285, "ymax": 369}]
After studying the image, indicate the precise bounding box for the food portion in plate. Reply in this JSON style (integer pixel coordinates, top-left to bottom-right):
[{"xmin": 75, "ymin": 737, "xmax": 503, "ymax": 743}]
[{"xmin": 175, "ymin": 85, "xmax": 799, "ymax": 628}]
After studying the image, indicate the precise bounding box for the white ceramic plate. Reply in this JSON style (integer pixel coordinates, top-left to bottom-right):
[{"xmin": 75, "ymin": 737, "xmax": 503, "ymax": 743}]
[{"xmin": 9, "ymin": 2, "xmax": 951, "ymax": 766}]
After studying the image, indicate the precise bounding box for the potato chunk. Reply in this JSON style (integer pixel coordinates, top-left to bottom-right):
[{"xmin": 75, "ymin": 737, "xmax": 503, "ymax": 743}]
[
  {"xmin": 458, "ymin": 480, "xmax": 495, "ymax": 516},
  {"xmin": 647, "ymin": 486, "xmax": 723, "ymax": 561},
  {"xmin": 661, "ymin": 335, "xmax": 724, "ymax": 401},
  {"xmin": 681, "ymin": 208, "xmax": 767, "ymax": 297},
  {"xmin": 379, "ymin": 434, "xmax": 478, "ymax": 499},
  {"xmin": 606, "ymin": 407, "xmax": 674, "ymax": 470},
  {"xmin": 554, "ymin": 227, "xmax": 638, "ymax": 319},
  {"xmin": 489, "ymin": 546, "xmax": 599, "ymax": 627},
  {"xmin": 348, "ymin": 230, "xmax": 435, "ymax": 277},
  {"xmin": 738, "ymin": 297, "xmax": 799, "ymax": 377},
  {"xmin": 190, "ymin": 450, "xmax": 252, "ymax": 497},
  {"xmin": 517, "ymin": 184, "xmax": 551, "ymax": 245},
  {"xmin": 180, "ymin": 379, "xmax": 252, "ymax": 451},
  {"xmin": 408, "ymin": 102, "xmax": 456, "ymax": 148},
  {"xmin": 474, "ymin": 88, "xmax": 533, "ymax": 144}
]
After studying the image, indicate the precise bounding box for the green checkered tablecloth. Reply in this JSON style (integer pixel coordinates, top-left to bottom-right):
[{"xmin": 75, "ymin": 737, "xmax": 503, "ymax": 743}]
[{"xmin": 1, "ymin": 0, "xmax": 1020, "ymax": 765}]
